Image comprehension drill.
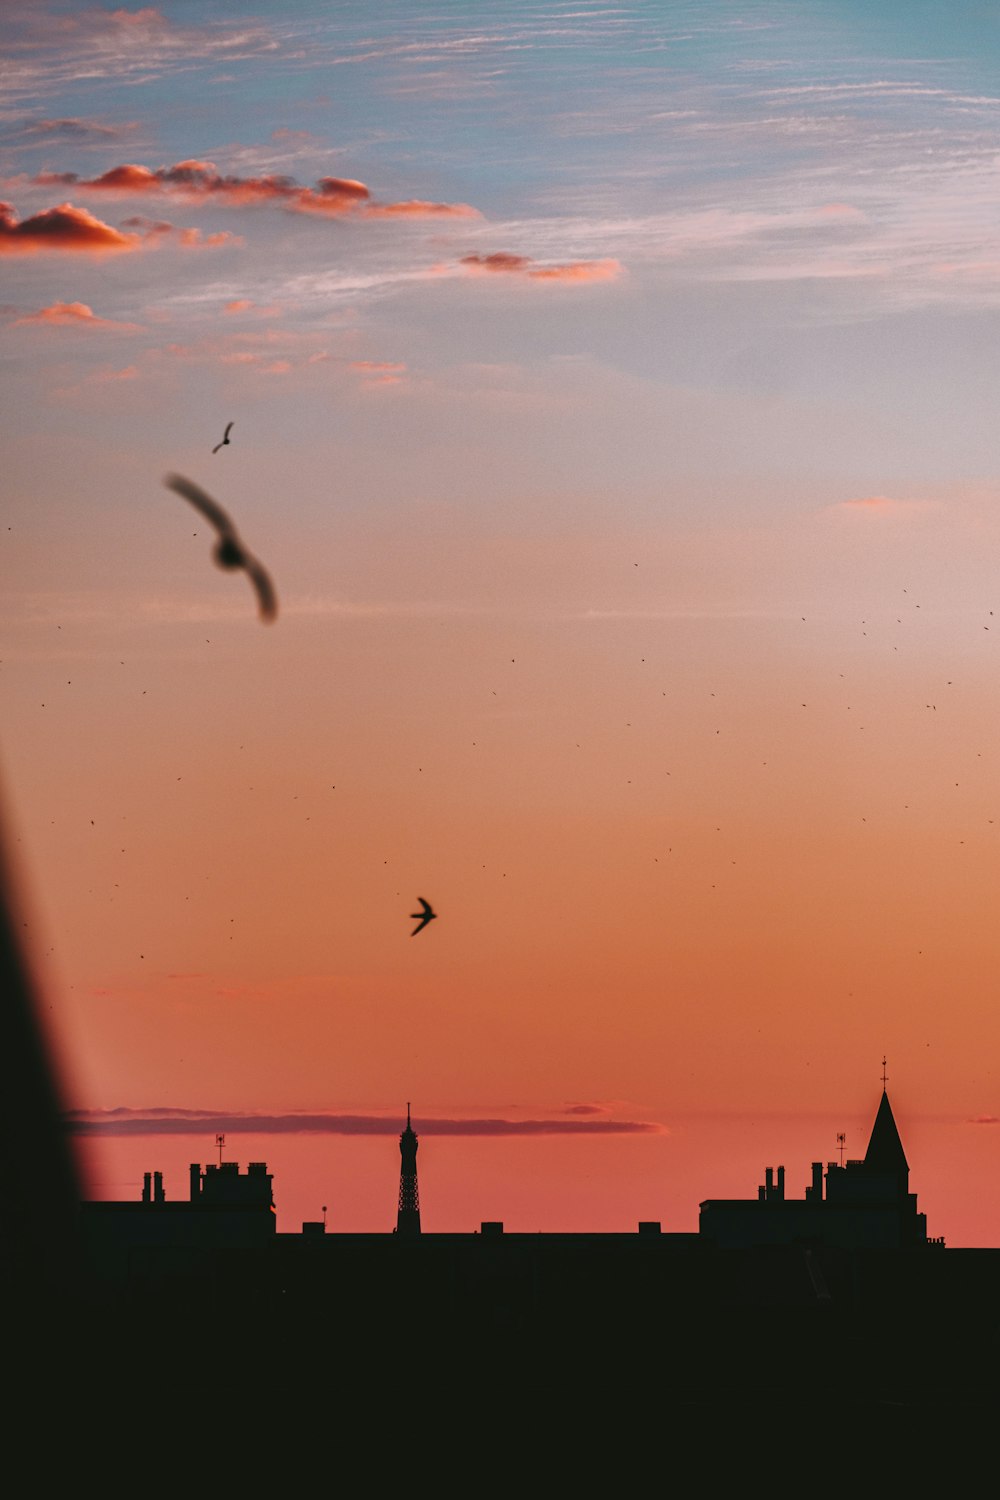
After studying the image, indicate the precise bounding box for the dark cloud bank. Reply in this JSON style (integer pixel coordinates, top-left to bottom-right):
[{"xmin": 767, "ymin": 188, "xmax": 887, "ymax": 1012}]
[{"xmin": 67, "ymin": 1107, "xmax": 663, "ymax": 1138}]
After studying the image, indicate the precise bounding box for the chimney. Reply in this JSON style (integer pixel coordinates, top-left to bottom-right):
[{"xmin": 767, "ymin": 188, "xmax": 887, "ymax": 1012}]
[
  {"xmin": 189, "ymin": 1163, "xmax": 202, "ymax": 1202},
  {"xmin": 142, "ymin": 1171, "xmax": 151, "ymax": 1204},
  {"xmin": 812, "ymin": 1161, "xmax": 823, "ymax": 1201},
  {"xmin": 776, "ymin": 1166, "xmax": 785, "ymax": 1201},
  {"xmin": 153, "ymin": 1170, "xmax": 164, "ymax": 1204},
  {"xmin": 765, "ymin": 1167, "xmax": 774, "ymax": 1200}
]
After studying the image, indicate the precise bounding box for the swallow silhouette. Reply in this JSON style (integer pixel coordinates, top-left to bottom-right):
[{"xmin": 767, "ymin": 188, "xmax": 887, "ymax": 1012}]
[
  {"xmin": 410, "ymin": 897, "xmax": 437, "ymax": 936},
  {"xmin": 212, "ymin": 421, "xmax": 234, "ymax": 455},
  {"xmin": 164, "ymin": 473, "xmax": 278, "ymax": 622}
]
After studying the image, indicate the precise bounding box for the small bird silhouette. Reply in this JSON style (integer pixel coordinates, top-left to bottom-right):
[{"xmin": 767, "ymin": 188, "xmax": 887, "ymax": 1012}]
[
  {"xmin": 212, "ymin": 422, "xmax": 234, "ymax": 454},
  {"xmin": 410, "ymin": 897, "xmax": 437, "ymax": 936},
  {"xmin": 164, "ymin": 473, "xmax": 277, "ymax": 622}
]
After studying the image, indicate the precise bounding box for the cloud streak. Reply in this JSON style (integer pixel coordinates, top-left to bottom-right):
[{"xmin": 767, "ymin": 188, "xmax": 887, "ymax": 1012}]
[
  {"xmin": 363, "ymin": 199, "xmax": 481, "ymax": 219},
  {"xmin": 3, "ymin": 116, "xmax": 140, "ymax": 145},
  {"xmin": 3, "ymin": 7, "xmax": 281, "ymax": 102},
  {"xmin": 32, "ymin": 161, "xmax": 480, "ymax": 220},
  {"xmin": 458, "ymin": 251, "xmax": 622, "ymax": 282},
  {"xmin": 67, "ymin": 1107, "xmax": 663, "ymax": 1138}
]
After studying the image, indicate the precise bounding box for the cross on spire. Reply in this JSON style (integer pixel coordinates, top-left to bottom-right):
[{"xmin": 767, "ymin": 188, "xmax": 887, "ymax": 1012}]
[{"xmin": 881, "ymin": 1056, "xmax": 888, "ymax": 1091}]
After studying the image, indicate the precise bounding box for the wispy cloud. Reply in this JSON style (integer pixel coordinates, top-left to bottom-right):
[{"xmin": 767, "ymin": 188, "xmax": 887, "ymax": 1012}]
[
  {"xmin": 2, "ymin": 7, "xmax": 280, "ymax": 102},
  {"xmin": 118, "ymin": 214, "xmax": 241, "ymax": 250},
  {"xmin": 67, "ymin": 1106, "xmax": 663, "ymax": 1137},
  {"xmin": 1, "ymin": 115, "xmax": 141, "ymax": 146},
  {"xmin": 350, "ymin": 358, "xmax": 407, "ymax": 388},
  {"xmin": 457, "ymin": 251, "xmax": 622, "ymax": 282},
  {"xmin": 363, "ymin": 199, "xmax": 481, "ymax": 220}
]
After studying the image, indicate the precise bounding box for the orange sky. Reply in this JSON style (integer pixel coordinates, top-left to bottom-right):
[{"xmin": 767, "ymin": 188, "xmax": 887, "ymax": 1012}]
[{"xmin": 5, "ymin": 1, "xmax": 1000, "ymax": 1242}]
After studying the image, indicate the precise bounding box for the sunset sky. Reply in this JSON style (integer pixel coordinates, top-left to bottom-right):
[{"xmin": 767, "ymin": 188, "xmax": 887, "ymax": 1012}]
[{"xmin": 6, "ymin": 1, "xmax": 1000, "ymax": 1242}]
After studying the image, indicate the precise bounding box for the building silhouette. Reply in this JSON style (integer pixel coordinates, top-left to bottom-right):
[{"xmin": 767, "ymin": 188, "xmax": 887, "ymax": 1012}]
[
  {"xmin": 81, "ymin": 1156, "xmax": 275, "ymax": 1282},
  {"xmin": 699, "ymin": 1085, "xmax": 934, "ymax": 1250},
  {"xmin": 78, "ymin": 1077, "xmax": 1000, "ymax": 1393},
  {"xmin": 395, "ymin": 1103, "xmax": 421, "ymax": 1236}
]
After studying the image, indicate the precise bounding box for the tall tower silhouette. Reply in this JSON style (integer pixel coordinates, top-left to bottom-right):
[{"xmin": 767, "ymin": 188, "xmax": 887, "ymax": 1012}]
[{"xmin": 396, "ymin": 1103, "xmax": 421, "ymax": 1236}]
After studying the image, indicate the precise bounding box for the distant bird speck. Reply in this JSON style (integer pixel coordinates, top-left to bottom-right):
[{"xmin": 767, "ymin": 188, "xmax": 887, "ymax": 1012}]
[
  {"xmin": 212, "ymin": 421, "xmax": 234, "ymax": 454},
  {"xmin": 164, "ymin": 473, "xmax": 277, "ymax": 622},
  {"xmin": 410, "ymin": 897, "xmax": 437, "ymax": 936}
]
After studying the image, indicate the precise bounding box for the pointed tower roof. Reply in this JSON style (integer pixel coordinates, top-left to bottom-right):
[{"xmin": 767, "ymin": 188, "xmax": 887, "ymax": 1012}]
[
  {"xmin": 396, "ymin": 1101, "xmax": 421, "ymax": 1235},
  {"xmin": 863, "ymin": 1090, "xmax": 909, "ymax": 1175}
]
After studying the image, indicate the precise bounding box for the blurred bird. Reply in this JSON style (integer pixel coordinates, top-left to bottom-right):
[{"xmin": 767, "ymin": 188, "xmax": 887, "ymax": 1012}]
[
  {"xmin": 212, "ymin": 421, "xmax": 234, "ymax": 455},
  {"xmin": 164, "ymin": 473, "xmax": 277, "ymax": 622},
  {"xmin": 410, "ymin": 897, "xmax": 437, "ymax": 936}
]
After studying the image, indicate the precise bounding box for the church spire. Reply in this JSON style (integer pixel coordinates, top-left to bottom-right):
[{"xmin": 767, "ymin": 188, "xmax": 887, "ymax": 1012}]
[
  {"xmin": 396, "ymin": 1102, "xmax": 421, "ymax": 1236},
  {"xmin": 863, "ymin": 1081, "xmax": 909, "ymax": 1181}
]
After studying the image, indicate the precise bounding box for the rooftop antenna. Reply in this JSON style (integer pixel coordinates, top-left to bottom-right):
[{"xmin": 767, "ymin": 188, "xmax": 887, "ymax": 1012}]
[
  {"xmin": 836, "ymin": 1131, "xmax": 846, "ymax": 1167},
  {"xmin": 881, "ymin": 1055, "xmax": 888, "ymax": 1091},
  {"xmin": 216, "ymin": 1131, "xmax": 225, "ymax": 1166},
  {"xmin": 322, "ymin": 1204, "xmax": 328, "ymax": 1230}
]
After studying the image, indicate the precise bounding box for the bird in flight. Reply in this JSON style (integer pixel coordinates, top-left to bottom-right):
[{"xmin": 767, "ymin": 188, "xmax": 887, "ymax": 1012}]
[
  {"xmin": 164, "ymin": 473, "xmax": 278, "ymax": 622},
  {"xmin": 212, "ymin": 422, "xmax": 234, "ymax": 455},
  {"xmin": 410, "ymin": 897, "xmax": 437, "ymax": 936}
]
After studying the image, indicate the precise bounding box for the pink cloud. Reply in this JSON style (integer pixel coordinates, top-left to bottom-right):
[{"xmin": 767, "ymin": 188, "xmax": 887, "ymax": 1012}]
[
  {"xmin": 290, "ymin": 177, "xmax": 372, "ymax": 215},
  {"xmin": 362, "ymin": 199, "xmax": 482, "ymax": 219},
  {"xmin": 35, "ymin": 161, "xmax": 368, "ymax": 212},
  {"xmin": 350, "ymin": 360, "xmax": 407, "ymax": 374},
  {"xmin": 223, "ymin": 300, "xmax": 281, "ymax": 318},
  {"xmin": 351, "ymin": 358, "xmax": 408, "ymax": 388},
  {"xmin": 13, "ymin": 300, "xmax": 141, "ymax": 330},
  {"xmin": 176, "ymin": 227, "xmax": 241, "ymax": 249},
  {"xmin": 0, "ymin": 200, "xmax": 138, "ymax": 254},
  {"xmin": 459, "ymin": 252, "xmax": 622, "ymax": 282},
  {"xmin": 461, "ymin": 251, "xmax": 530, "ymax": 273},
  {"xmin": 118, "ymin": 214, "xmax": 241, "ymax": 249},
  {"xmin": 529, "ymin": 259, "xmax": 622, "ymax": 282},
  {"xmin": 91, "ymin": 365, "xmax": 140, "ymax": 383},
  {"xmin": 30, "ymin": 162, "xmax": 479, "ymax": 221},
  {"xmin": 155, "ymin": 328, "xmax": 352, "ymax": 378}
]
